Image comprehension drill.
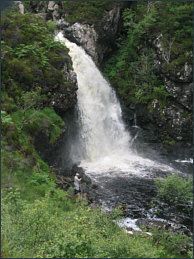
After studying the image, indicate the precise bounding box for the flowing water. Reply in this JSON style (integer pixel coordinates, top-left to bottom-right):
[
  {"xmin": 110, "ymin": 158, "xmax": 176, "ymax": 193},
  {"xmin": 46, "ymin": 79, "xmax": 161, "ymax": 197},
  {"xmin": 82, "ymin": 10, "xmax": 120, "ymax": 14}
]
[{"xmin": 55, "ymin": 32, "xmax": 192, "ymax": 230}]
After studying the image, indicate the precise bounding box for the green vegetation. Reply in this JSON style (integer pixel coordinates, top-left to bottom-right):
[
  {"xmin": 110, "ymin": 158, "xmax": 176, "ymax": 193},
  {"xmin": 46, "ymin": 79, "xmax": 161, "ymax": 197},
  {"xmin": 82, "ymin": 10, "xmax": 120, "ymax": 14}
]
[
  {"xmin": 1, "ymin": 4, "xmax": 69, "ymax": 148},
  {"xmin": 1, "ymin": 4, "xmax": 71, "ymax": 100},
  {"xmin": 1, "ymin": 2, "xmax": 68, "ymax": 235},
  {"xmin": 152, "ymin": 174, "xmax": 193, "ymax": 217},
  {"xmin": 57, "ymin": 1, "xmax": 120, "ymax": 26},
  {"xmin": 2, "ymin": 188, "xmax": 193, "ymax": 258},
  {"xmin": 102, "ymin": 1, "xmax": 193, "ymax": 109}
]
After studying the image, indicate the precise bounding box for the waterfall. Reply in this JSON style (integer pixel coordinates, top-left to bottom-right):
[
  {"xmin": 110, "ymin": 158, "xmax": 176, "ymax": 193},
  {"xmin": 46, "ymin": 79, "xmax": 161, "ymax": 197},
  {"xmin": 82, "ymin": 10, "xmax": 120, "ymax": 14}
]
[
  {"xmin": 66, "ymin": 38, "xmax": 132, "ymax": 162},
  {"xmin": 55, "ymin": 32, "xmax": 176, "ymax": 176},
  {"xmin": 133, "ymin": 113, "xmax": 137, "ymax": 127}
]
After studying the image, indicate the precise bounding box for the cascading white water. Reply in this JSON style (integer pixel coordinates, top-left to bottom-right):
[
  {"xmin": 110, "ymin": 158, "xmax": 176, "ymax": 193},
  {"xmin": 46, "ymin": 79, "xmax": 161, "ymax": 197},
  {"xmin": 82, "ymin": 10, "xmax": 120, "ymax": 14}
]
[{"xmin": 55, "ymin": 32, "xmax": 177, "ymax": 177}]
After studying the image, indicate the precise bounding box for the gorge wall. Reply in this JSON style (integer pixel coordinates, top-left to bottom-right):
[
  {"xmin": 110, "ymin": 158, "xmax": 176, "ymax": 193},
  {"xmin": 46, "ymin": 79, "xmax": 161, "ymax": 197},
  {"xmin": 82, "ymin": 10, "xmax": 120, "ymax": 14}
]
[{"xmin": 20, "ymin": 1, "xmax": 193, "ymax": 170}]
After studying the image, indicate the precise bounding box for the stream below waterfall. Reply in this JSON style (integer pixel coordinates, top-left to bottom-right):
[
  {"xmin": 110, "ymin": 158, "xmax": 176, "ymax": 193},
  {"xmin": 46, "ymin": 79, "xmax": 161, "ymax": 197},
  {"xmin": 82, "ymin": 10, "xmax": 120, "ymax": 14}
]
[{"xmin": 55, "ymin": 32, "xmax": 193, "ymax": 232}]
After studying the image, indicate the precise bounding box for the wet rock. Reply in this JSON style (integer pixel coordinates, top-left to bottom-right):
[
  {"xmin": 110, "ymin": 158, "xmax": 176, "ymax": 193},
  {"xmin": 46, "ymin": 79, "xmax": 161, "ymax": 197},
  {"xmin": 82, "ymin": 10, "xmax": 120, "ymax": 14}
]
[
  {"xmin": 72, "ymin": 164, "xmax": 84, "ymax": 176},
  {"xmin": 72, "ymin": 165, "xmax": 90, "ymax": 182},
  {"xmin": 92, "ymin": 184, "xmax": 98, "ymax": 190},
  {"xmin": 136, "ymin": 218, "xmax": 150, "ymax": 227},
  {"xmin": 56, "ymin": 19, "xmax": 70, "ymax": 30},
  {"xmin": 121, "ymin": 100, "xmax": 193, "ymax": 171},
  {"xmin": 47, "ymin": 1, "xmax": 56, "ymax": 12},
  {"xmin": 126, "ymin": 227, "xmax": 133, "ymax": 232},
  {"xmin": 63, "ymin": 23, "xmax": 98, "ymax": 64},
  {"xmin": 183, "ymin": 229, "xmax": 193, "ymax": 237}
]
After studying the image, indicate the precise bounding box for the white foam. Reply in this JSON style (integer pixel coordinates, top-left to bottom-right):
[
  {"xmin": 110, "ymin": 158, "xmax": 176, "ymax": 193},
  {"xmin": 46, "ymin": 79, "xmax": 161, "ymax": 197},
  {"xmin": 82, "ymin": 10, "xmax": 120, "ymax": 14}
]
[
  {"xmin": 116, "ymin": 217, "xmax": 142, "ymax": 232},
  {"xmin": 174, "ymin": 158, "xmax": 193, "ymax": 164}
]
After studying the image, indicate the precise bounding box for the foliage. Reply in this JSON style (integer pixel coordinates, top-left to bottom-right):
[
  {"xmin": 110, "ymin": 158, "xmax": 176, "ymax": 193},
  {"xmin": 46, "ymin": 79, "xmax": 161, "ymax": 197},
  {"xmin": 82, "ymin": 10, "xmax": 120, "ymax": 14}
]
[
  {"xmin": 102, "ymin": 1, "xmax": 193, "ymax": 108},
  {"xmin": 10, "ymin": 106, "xmax": 65, "ymax": 144},
  {"xmin": 1, "ymin": 6, "xmax": 67, "ymax": 201},
  {"xmin": 152, "ymin": 174, "xmax": 193, "ymax": 216},
  {"xmin": 1, "ymin": 8, "xmax": 70, "ymax": 101},
  {"xmin": 1, "ymin": 111, "xmax": 13, "ymax": 125},
  {"xmin": 1, "ymin": 91, "xmax": 18, "ymax": 113},
  {"xmin": 23, "ymin": 107, "xmax": 65, "ymax": 143},
  {"xmin": 14, "ymin": 87, "xmax": 43, "ymax": 129},
  {"xmin": 57, "ymin": 1, "xmax": 120, "ymax": 27},
  {"xmin": 1, "ymin": 111, "xmax": 15, "ymax": 141},
  {"xmin": 1, "ymin": 4, "xmax": 67, "ymax": 201},
  {"xmin": 149, "ymin": 225, "xmax": 192, "ymax": 256}
]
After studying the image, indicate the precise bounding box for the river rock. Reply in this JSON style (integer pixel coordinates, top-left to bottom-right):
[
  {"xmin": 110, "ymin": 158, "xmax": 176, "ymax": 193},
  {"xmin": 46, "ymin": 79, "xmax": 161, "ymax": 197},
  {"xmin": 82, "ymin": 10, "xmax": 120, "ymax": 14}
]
[
  {"xmin": 87, "ymin": 203, "xmax": 100, "ymax": 210},
  {"xmin": 126, "ymin": 230, "xmax": 134, "ymax": 235}
]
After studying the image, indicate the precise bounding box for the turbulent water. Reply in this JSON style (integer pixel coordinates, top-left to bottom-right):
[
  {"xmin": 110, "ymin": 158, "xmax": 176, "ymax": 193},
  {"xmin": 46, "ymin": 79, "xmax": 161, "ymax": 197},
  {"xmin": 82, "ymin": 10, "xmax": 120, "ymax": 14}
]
[{"xmin": 55, "ymin": 32, "xmax": 180, "ymax": 177}]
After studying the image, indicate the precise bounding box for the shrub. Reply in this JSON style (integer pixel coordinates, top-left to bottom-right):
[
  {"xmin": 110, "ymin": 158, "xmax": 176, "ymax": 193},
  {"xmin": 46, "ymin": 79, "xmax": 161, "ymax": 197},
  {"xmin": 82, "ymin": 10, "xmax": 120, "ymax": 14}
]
[
  {"xmin": 150, "ymin": 225, "xmax": 192, "ymax": 255},
  {"xmin": 152, "ymin": 174, "xmax": 193, "ymax": 218}
]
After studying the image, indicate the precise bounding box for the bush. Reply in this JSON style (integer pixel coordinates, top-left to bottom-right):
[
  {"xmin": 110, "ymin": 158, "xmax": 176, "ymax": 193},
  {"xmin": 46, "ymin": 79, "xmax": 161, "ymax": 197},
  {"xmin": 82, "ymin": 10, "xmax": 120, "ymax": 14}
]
[
  {"xmin": 152, "ymin": 174, "xmax": 193, "ymax": 219},
  {"xmin": 150, "ymin": 225, "xmax": 192, "ymax": 255}
]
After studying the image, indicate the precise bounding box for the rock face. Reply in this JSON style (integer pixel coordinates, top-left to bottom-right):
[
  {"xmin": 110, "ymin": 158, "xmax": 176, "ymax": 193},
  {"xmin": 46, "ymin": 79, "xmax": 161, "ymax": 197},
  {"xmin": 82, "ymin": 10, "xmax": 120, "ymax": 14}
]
[
  {"xmin": 151, "ymin": 33, "xmax": 193, "ymax": 144},
  {"xmin": 122, "ymin": 100, "xmax": 192, "ymax": 167},
  {"xmin": 121, "ymin": 32, "xmax": 193, "ymax": 163},
  {"xmin": 63, "ymin": 23, "xmax": 99, "ymax": 65},
  {"xmin": 48, "ymin": 67, "xmax": 78, "ymax": 113},
  {"xmin": 62, "ymin": 6, "xmax": 123, "ymax": 67}
]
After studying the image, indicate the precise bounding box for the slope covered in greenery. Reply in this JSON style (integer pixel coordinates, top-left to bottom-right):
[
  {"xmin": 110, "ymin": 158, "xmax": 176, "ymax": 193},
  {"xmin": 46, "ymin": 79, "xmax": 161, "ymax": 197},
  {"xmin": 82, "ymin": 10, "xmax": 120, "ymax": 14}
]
[{"xmin": 102, "ymin": 1, "xmax": 193, "ymax": 106}]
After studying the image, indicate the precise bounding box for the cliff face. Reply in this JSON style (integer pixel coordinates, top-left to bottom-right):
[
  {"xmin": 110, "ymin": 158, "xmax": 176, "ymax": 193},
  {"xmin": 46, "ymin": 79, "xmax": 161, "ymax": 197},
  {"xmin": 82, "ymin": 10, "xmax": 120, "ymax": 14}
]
[
  {"xmin": 122, "ymin": 32, "xmax": 193, "ymax": 162},
  {"xmin": 62, "ymin": 6, "xmax": 122, "ymax": 67},
  {"xmin": 23, "ymin": 1, "xmax": 192, "ymax": 164},
  {"xmin": 133, "ymin": 36, "xmax": 193, "ymax": 142},
  {"xmin": 133, "ymin": 34, "xmax": 193, "ymax": 146}
]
